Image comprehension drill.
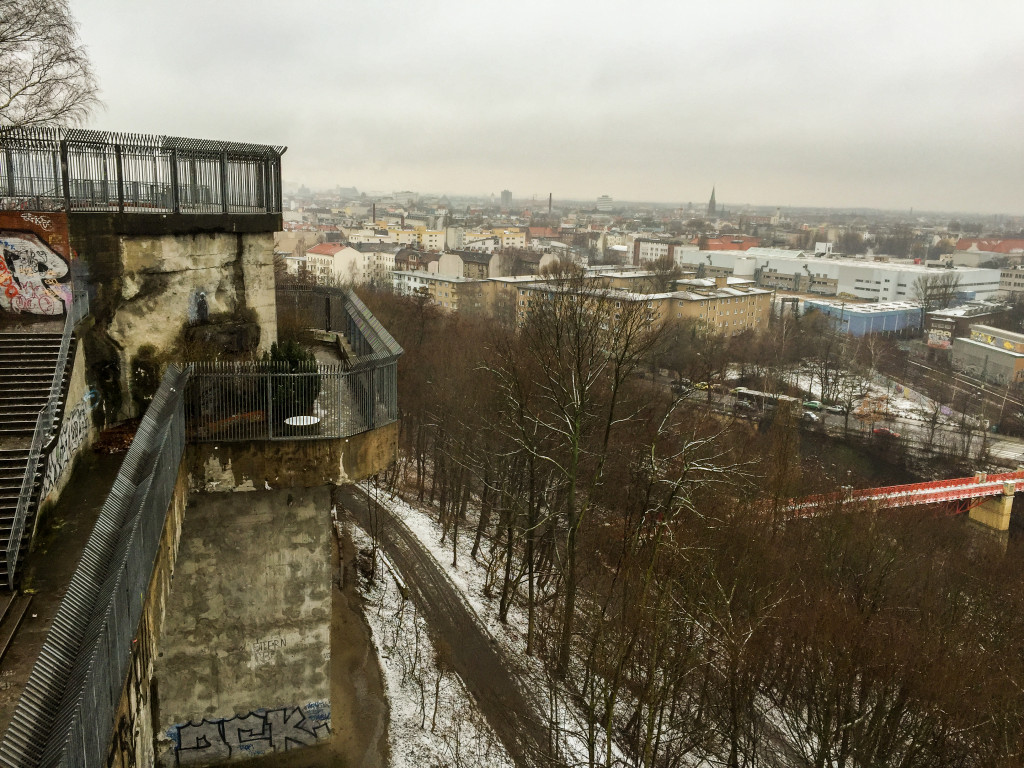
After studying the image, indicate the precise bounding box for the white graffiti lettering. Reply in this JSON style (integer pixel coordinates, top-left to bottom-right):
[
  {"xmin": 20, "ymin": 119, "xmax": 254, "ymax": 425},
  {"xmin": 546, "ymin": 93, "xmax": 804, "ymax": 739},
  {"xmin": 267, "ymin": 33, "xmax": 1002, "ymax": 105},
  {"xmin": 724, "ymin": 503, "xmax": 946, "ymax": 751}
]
[
  {"xmin": 20, "ymin": 212, "xmax": 53, "ymax": 231},
  {"xmin": 41, "ymin": 400, "xmax": 90, "ymax": 500},
  {"xmin": 169, "ymin": 701, "xmax": 330, "ymax": 766}
]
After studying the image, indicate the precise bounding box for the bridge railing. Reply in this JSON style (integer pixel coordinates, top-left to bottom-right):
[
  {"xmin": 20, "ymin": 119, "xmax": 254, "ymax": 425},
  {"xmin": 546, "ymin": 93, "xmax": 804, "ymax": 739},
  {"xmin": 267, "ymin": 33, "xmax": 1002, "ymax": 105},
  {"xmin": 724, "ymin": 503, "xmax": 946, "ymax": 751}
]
[
  {"xmin": 1, "ymin": 128, "xmax": 285, "ymax": 215},
  {"xmin": 0, "ymin": 365, "xmax": 190, "ymax": 768}
]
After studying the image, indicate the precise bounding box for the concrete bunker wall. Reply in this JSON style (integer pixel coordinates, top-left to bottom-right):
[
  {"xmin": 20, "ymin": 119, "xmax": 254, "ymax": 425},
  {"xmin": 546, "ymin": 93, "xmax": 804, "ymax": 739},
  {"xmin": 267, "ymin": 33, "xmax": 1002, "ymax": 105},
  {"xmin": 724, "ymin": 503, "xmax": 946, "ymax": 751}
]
[
  {"xmin": 187, "ymin": 420, "xmax": 400, "ymax": 492},
  {"xmin": 152, "ymin": 486, "xmax": 332, "ymax": 767},
  {"xmin": 37, "ymin": 337, "xmax": 97, "ymax": 519},
  {"xmin": 69, "ymin": 213, "xmax": 279, "ymax": 421}
]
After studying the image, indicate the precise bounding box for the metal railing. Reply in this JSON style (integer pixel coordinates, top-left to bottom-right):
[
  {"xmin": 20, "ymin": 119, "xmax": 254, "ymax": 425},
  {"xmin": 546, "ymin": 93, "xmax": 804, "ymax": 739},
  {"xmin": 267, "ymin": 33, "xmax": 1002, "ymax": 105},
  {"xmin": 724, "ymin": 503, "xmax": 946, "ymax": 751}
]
[
  {"xmin": 186, "ymin": 287, "xmax": 402, "ymax": 442},
  {"xmin": 186, "ymin": 359, "xmax": 397, "ymax": 442},
  {"xmin": 5, "ymin": 289, "xmax": 89, "ymax": 589},
  {"xmin": 1, "ymin": 128, "xmax": 285, "ymax": 214},
  {"xmin": 0, "ymin": 365, "xmax": 189, "ymax": 768}
]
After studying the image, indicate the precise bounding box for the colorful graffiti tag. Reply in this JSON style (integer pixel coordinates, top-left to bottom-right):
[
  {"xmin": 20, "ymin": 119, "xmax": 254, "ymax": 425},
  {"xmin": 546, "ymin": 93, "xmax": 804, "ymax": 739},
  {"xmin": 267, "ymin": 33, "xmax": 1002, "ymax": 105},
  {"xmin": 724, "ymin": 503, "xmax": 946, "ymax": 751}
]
[
  {"xmin": 0, "ymin": 231, "xmax": 72, "ymax": 315},
  {"xmin": 0, "ymin": 211, "xmax": 74, "ymax": 317},
  {"xmin": 165, "ymin": 701, "xmax": 330, "ymax": 766}
]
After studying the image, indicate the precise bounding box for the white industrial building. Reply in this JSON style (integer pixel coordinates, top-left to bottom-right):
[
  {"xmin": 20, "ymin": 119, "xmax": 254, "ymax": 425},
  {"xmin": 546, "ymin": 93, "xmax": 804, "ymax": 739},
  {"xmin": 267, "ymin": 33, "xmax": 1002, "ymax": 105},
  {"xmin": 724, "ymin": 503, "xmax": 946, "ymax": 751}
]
[{"xmin": 676, "ymin": 248, "xmax": 1001, "ymax": 302}]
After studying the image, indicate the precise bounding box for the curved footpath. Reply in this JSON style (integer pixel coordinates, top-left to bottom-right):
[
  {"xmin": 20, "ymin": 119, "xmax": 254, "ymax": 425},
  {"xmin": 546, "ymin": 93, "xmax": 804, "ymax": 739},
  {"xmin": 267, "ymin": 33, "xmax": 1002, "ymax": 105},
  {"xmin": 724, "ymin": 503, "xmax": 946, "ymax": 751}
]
[{"xmin": 334, "ymin": 485, "xmax": 550, "ymax": 768}]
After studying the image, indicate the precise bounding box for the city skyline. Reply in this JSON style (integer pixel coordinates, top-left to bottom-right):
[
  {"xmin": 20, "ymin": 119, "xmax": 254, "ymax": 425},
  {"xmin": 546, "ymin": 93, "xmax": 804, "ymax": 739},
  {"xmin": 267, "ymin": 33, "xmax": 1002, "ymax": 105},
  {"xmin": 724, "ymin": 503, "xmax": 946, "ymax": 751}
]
[{"xmin": 72, "ymin": 0, "xmax": 1024, "ymax": 215}]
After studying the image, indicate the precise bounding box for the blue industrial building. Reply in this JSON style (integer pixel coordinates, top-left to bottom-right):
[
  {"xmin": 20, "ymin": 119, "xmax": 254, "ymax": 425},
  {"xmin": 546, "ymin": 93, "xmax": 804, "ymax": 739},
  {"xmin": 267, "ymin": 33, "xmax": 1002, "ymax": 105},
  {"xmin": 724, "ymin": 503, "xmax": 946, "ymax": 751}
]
[{"xmin": 804, "ymin": 300, "xmax": 922, "ymax": 337}]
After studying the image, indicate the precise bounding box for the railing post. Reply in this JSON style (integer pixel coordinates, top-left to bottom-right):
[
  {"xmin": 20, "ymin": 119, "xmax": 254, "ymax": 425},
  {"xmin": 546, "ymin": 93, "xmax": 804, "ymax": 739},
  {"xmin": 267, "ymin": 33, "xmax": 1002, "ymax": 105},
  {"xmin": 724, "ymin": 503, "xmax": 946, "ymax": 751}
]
[
  {"xmin": 274, "ymin": 156, "xmax": 283, "ymax": 213},
  {"xmin": 266, "ymin": 370, "xmax": 274, "ymax": 440},
  {"xmin": 169, "ymin": 148, "xmax": 180, "ymax": 213},
  {"xmin": 59, "ymin": 139, "xmax": 71, "ymax": 210},
  {"xmin": 220, "ymin": 149, "xmax": 229, "ymax": 213},
  {"xmin": 3, "ymin": 147, "xmax": 15, "ymax": 198},
  {"xmin": 115, "ymin": 143, "xmax": 125, "ymax": 213}
]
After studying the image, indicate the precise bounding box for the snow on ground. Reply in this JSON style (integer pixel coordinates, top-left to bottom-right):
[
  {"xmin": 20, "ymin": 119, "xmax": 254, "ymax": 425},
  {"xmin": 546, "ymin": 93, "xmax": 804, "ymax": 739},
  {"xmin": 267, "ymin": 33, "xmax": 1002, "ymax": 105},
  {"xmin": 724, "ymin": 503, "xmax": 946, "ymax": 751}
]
[
  {"xmin": 365, "ymin": 485, "xmax": 682, "ymax": 768},
  {"xmin": 789, "ymin": 365, "xmax": 971, "ymax": 425},
  {"xmin": 349, "ymin": 522, "xmax": 513, "ymax": 768}
]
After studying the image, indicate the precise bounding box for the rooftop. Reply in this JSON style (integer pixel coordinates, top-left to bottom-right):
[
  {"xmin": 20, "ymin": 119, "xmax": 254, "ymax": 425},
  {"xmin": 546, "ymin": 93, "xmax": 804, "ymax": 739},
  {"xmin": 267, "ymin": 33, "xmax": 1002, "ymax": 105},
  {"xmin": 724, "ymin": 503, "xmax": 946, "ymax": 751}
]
[{"xmin": 806, "ymin": 299, "xmax": 921, "ymax": 313}]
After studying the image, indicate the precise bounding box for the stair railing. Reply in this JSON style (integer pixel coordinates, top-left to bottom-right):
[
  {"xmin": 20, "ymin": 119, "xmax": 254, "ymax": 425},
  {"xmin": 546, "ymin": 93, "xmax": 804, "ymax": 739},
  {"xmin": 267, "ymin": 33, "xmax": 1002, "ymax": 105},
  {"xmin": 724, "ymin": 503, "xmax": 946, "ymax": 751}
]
[{"xmin": 6, "ymin": 290, "xmax": 90, "ymax": 589}]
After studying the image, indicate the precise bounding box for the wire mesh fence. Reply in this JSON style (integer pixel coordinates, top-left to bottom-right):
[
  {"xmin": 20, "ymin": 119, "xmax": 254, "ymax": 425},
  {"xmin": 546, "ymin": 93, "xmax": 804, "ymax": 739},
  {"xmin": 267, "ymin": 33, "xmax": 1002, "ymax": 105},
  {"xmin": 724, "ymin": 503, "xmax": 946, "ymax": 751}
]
[
  {"xmin": 0, "ymin": 365, "xmax": 189, "ymax": 768},
  {"xmin": 1, "ymin": 128, "xmax": 285, "ymax": 214}
]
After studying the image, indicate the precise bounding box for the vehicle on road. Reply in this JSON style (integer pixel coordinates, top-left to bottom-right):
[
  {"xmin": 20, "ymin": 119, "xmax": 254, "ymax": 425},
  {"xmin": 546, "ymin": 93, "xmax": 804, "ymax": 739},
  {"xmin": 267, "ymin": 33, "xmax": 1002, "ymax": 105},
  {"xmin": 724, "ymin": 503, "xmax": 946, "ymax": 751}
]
[
  {"xmin": 694, "ymin": 382, "xmax": 710, "ymax": 390},
  {"xmin": 825, "ymin": 404, "xmax": 847, "ymax": 414},
  {"xmin": 873, "ymin": 427, "xmax": 901, "ymax": 438},
  {"xmin": 734, "ymin": 400, "xmax": 757, "ymax": 413},
  {"xmin": 802, "ymin": 411, "xmax": 820, "ymax": 423},
  {"xmin": 802, "ymin": 400, "xmax": 823, "ymax": 411}
]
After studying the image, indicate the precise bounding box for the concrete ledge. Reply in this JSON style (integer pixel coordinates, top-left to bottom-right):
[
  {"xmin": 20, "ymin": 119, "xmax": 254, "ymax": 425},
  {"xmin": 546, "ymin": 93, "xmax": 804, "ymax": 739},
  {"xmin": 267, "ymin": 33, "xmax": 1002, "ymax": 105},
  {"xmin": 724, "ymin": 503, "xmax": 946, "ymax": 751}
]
[
  {"xmin": 186, "ymin": 421, "xmax": 399, "ymax": 492},
  {"xmin": 69, "ymin": 211, "xmax": 281, "ymax": 236}
]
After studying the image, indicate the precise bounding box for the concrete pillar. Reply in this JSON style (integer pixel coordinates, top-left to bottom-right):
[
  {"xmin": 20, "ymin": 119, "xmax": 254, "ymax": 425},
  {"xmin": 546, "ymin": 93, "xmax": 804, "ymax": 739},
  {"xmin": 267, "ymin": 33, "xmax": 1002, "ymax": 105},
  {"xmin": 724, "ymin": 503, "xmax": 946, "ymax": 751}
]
[{"xmin": 969, "ymin": 481, "xmax": 1016, "ymax": 532}]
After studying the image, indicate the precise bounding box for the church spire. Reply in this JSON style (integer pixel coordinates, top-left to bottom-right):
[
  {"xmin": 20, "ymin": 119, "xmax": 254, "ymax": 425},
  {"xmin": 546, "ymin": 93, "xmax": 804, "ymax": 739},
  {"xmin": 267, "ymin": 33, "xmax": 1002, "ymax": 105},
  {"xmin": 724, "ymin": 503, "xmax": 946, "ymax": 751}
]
[{"xmin": 707, "ymin": 186, "xmax": 717, "ymax": 218}]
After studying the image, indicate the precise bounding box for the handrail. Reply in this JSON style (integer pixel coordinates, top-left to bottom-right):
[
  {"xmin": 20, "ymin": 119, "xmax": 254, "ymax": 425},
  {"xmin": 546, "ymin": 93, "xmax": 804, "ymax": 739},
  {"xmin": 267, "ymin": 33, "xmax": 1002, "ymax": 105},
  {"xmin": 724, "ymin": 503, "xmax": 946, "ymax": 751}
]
[{"xmin": 6, "ymin": 290, "xmax": 89, "ymax": 589}]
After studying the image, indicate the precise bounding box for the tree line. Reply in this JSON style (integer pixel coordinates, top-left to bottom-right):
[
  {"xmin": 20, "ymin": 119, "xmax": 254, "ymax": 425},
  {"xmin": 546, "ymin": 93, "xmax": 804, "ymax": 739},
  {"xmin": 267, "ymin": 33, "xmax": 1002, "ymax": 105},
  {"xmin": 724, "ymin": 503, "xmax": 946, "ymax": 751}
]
[{"xmin": 359, "ymin": 277, "xmax": 1024, "ymax": 768}]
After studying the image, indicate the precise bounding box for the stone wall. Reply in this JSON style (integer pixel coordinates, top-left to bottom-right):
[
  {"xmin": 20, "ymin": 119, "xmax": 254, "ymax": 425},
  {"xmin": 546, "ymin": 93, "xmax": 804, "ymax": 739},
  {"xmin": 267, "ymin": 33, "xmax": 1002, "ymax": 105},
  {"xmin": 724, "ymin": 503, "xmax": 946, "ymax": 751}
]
[
  {"xmin": 153, "ymin": 487, "xmax": 333, "ymax": 767},
  {"xmin": 186, "ymin": 420, "xmax": 400, "ymax": 492},
  {"xmin": 69, "ymin": 213, "xmax": 279, "ymax": 421}
]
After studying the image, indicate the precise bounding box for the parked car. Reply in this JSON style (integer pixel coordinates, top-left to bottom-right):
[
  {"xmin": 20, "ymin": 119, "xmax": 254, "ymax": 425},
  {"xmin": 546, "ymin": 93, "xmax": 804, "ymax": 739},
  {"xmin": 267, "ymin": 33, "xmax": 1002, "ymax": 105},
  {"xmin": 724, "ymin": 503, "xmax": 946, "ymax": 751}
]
[
  {"xmin": 735, "ymin": 400, "xmax": 757, "ymax": 413},
  {"xmin": 873, "ymin": 427, "xmax": 901, "ymax": 438},
  {"xmin": 694, "ymin": 382, "xmax": 710, "ymax": 390},
  {"xmin": 802, "ymin": 400, "xmax": 823, "ymax": 411},
  {"xmin": 802, "ymin": 411, "xmax": 820, "ymax": 423},
  {"xmin": 825, "ymin": 404, "xmax": 846, "ymax": 415}
]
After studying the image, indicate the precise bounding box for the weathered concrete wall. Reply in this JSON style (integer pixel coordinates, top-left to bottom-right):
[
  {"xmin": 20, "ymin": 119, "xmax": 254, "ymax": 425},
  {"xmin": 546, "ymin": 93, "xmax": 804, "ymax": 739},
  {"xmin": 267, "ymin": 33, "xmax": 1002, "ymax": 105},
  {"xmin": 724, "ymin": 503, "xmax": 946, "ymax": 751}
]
[
  {"xmin": 186, "ymin": 421, "xmax": 400, "ymax": 492},
  {"xmin": 107, "ymin": 462, "xmax": 191, "ymax": 768},
  {"xmin": 153, "ymin": 487, "xmax": 333, "ymax": 767},
  {"xmin": 69, "ymin": 214, "xmax": 279, "ymax": 421},
  {"xmin": 36, "ymin": 338, "xmax": 97, "ymax": 519}
]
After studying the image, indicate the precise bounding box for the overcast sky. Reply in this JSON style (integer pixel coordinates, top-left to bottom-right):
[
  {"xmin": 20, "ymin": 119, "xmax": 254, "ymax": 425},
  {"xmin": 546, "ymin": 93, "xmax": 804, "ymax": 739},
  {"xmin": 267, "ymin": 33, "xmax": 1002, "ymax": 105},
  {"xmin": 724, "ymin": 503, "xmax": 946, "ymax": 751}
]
[{"xmin": 72, "ymin": 0, "xmax": 1024, "ymax": 214}]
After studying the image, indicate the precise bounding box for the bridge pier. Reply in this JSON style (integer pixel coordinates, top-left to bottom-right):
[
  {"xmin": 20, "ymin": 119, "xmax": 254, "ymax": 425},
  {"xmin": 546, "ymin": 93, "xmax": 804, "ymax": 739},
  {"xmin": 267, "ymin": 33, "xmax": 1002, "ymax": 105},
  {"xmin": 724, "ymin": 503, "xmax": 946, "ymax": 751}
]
[{"xmin": 969, "ymin": 480, "xmax": 1015, "ymax": 532}]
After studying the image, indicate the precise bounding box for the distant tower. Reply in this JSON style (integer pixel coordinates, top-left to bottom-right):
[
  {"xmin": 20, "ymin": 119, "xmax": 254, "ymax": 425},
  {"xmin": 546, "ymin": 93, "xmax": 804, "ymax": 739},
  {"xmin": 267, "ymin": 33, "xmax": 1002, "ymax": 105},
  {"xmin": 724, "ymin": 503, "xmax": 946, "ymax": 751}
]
[
  {"xmin": 501, "ymin": 189, "xmax": 512, "ymax": 210},
  {"xmin": 707, "ymin": 187, "xmax": 717, "ymax": 219}
]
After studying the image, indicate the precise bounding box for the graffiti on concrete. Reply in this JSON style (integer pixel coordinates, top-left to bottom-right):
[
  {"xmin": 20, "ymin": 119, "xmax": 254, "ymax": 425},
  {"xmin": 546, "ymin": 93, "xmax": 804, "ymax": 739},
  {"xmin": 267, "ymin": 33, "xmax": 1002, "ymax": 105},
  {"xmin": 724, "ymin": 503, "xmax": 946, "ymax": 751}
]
[
  {"xmin": 251, "ymin": 636, "xmax": 287, "ymax": 666},
  {"xmin": 0, "ymin": 230, "xmax": 72, "ymax": 315},
  {"xmin": 168, "ymin": 701, "xmax": 330, "ymax": 766},
  {"xmin": 41, "ymin": 400, "xmax": 90, "ymax": 500}
]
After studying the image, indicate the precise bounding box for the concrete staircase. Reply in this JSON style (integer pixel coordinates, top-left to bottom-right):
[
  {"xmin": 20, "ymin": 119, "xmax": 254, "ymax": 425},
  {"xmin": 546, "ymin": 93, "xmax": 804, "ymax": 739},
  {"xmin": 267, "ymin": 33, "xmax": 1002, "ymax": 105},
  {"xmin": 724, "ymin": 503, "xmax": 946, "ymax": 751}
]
[{"xmin": 0, "ymin": 332, "xmax": 73, "ymax": 587}]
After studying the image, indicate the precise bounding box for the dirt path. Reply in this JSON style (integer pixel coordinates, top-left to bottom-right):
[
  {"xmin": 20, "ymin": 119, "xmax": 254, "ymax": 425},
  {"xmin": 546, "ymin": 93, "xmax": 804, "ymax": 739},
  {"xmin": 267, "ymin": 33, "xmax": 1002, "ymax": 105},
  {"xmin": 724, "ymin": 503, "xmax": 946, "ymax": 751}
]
[{"xmin": 334, "ymin": 485, "xmax": 551, "ymax": 768}]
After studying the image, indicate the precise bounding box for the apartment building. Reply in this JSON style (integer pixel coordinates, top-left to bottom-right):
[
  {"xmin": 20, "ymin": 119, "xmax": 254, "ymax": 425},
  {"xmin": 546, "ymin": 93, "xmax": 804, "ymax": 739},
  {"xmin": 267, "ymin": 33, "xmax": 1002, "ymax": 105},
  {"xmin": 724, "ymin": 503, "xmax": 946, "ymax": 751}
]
[
  {"xmin": 392, "ymin": 269, "xmax": 491, "ymax": 313},
  {"xmin": 511, "ymin": 275, "xmax": 771, "ymax": 336},
  {"xmin": 671, "ymin": 277, "xmax": 773, "ymax": 335}
]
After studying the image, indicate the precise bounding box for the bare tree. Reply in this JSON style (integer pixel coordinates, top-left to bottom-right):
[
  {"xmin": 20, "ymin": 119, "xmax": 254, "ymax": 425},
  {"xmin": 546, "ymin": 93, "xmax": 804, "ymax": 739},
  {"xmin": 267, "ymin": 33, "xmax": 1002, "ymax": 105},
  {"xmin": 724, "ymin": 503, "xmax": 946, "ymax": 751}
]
[
  {"xmin": 0, "ymin": 0, "xmax": 99, "ymax": 128},
  {"xmin": 912, "ymin": 271, "xmax": 962, "ymax": 325}
]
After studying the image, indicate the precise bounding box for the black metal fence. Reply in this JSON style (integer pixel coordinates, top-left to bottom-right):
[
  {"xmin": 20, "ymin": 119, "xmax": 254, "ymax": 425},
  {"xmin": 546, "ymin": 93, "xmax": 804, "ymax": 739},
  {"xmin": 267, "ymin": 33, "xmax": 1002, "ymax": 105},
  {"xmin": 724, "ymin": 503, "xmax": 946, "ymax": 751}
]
[
  {"xmin": 0, "ymin": 365, "xmax": 189, "ymax": 768},
  {"xmin": 186, "ymin": 288, "xmax": 402, "ymax": 442},
  {"xmin": 186, "ymin": 360, "xmax": 397, "ymax": 441},
  {"xmin": 1, "ymin": 128, "xmax": 285, "ymax": 214},
  {"xmin": 275, "ymin": 286, "xmax": 404, "ymax": 363}
]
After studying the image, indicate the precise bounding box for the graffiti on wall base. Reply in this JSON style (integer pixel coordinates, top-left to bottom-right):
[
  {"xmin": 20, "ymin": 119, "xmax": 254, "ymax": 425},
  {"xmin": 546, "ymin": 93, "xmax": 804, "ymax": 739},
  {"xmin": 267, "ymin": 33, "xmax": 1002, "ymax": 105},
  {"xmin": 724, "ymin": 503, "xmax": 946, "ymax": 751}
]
[
  {"xmin": 168, "ymin": 701, "xmax": 330, "ymax": 766},
  {"xmin": 40, "ymin": 400, "xmax": 90, "ymax": 500}
]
